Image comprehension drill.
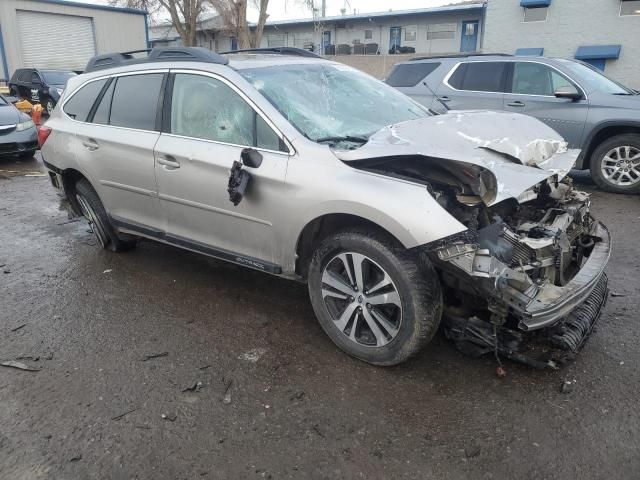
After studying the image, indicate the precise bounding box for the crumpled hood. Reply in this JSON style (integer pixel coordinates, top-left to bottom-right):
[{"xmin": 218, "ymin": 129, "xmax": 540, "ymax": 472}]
[{"xmin": 335, "ymin": 111, "xmax": 580, "ymax": 205}]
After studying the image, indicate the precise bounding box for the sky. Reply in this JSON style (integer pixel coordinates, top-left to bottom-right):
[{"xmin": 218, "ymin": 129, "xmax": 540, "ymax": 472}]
[{"xmin": 79, "ymin": 0, "xmax": 469, "ymax": 22}]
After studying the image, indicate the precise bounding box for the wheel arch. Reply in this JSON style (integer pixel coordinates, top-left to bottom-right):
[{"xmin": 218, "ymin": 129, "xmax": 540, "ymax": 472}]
[
  {"xmin": 60, "ymin": 167, "xmax": 91, "ymax": 215},
  {"xmin": 579, "ymin": 121, "xmax": 640, "ymax": 169},
  {"xmin": 294, "ymin": 213, "xmax": 409, "ymax": 280}
]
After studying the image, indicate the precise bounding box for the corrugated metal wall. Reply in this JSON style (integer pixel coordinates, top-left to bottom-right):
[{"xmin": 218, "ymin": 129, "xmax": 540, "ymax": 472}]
[{"xmin": 0, "ymin": 0, "xmax": 147, "ymax": 76}]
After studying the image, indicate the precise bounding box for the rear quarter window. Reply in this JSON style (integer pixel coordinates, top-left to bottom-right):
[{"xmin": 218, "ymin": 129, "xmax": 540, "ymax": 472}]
[
  {"xmin": 385, "ymin": 62, "xmax": 441, "ymax": 87},
  {"xmin": 63, "ymin": 79, "xmax": 108, "ymax": 122}
]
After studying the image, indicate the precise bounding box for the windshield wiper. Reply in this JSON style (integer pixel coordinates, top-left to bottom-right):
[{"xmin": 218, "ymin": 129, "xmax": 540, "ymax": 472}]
[{"xmin": 314, "ymin": 135, "xmax": 369, "ymax": 145}]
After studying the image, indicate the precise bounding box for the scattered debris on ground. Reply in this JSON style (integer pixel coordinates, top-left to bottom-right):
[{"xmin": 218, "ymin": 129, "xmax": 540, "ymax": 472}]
[
  {"xmin": 238, "ymin": 348, "xmax": 267, "ymax": 363},
  {"xmin": 103, "ymin": 269, "xmax": 112, "ymax": 274},
  {"xmin": 611, "ymin": 292, "xmax": 627, "ymax": 298},
  {"xmin": 560, "ymin": 380, "xmax": 576, "ymax": 394},
  {"xmin": 182, "ymin": 381, "xmax": 204, "ymax": 393},
  {"xmin": 111, "ymin": 408, "xmax": 139, "ymax": 421},
  {"xmin": 161, "ymin": 413, "xmax": 177, "ymax": 422},
  {"xmin": 10, "ymin": 323, "xmax": 26, "ymax": 332},
  {"xmin": 141, "ymin": 352, "xmax": 169, "ymax": 362},
  {"xmin": 222, "ymin": 379, "xmax": 233, "ymax": 405},
  {"xmin": 0, "ymin": 360, "xmax": 40, "ymax": 371}
]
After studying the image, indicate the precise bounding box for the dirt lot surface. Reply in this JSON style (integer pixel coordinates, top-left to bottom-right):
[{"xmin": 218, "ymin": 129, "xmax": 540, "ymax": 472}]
[{"xmin": 1, "ymin": 154, "xmax": 639, "ymax": 480}]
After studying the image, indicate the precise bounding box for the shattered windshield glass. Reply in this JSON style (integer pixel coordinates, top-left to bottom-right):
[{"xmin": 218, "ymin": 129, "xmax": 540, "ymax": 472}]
[{"xmin": 239, "ymin": 63, "xmax": 428, "ymax": 146}]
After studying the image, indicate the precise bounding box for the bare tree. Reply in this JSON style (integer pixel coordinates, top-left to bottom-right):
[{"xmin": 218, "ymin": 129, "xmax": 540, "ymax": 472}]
[
  {"xmin": 208, "ymin": 0, "xmax": 270, "ymax": 49},
  {"xmin": 109, "ymin": 0, "xmax": 207, "ymax": 46}
]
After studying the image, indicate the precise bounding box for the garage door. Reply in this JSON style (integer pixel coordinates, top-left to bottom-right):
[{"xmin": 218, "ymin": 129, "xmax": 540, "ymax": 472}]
[{"xmin": 16, "ymin": 10, "xmax": 96, "ymax": 71}]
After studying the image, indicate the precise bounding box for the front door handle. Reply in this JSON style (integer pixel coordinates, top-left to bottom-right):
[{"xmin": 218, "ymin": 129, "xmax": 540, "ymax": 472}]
[
  {"xmin": 507, "ymin": 100, "xmax": 525, "ymax": 107},
  {"xmin": 82, "ymin": 139, "xmax": 99, "ymax": 151},
  {"xmin": 157, "ymin": 155, "xmax": 180, "ymax": 170}
]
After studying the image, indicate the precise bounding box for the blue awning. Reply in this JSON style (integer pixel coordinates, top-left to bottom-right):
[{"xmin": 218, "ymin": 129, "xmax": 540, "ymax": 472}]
[
  {"xmin": 520, "ymin": 0, "xmax": 551, "ymax": 7},
  {"xmin": 516, "ymin": 48, "xmax": 544, "ymax": 56},
  {"xmin": 575, "ymin": 45, "xmax": 622, "ymax": 60}
]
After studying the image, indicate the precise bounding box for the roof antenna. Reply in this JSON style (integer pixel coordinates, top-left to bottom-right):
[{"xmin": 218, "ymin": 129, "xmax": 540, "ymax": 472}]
[{"xmin": 423, "ymin": 81, "xmax": 449, "ymax": 112}]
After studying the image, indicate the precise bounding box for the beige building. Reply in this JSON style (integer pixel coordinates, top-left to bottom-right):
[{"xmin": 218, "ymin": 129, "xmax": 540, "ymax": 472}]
[{"xmin": 0, "ymin": 0, "xmax": 148, "ymax": 80}]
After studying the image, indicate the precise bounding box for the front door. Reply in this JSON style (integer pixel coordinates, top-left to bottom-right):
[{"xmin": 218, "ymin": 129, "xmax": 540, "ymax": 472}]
[
  {"xmin": 460, "ymin": 21, "xmax": 479, "ymax": 52},
  {"xmin": 389, "ymin": 27, "xmax": 401, "ymax": 53},
  {"xmin": 154, "ymin": 71, "xmax": 290, "ymax": 268},
  {"xmin": 505, "ymin": 62, "xmax": 588, "ymax": 148},
  {"xmin": 322, "ymin": 31, "xmax": 331, "ymax": 54}
]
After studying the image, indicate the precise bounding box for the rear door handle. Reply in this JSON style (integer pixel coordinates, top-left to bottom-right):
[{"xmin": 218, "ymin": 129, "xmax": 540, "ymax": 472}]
[
  {"xmin": 82, "ymin": 139, "xmax": 99, "ymax": 151},
  {"xmin": 157, "ymin": 155, "xmax": 180, "ymax": 170},
  {"xmin": 438, "ymin": 96, "xmax": 451, "ymax": 102},
  {"xmin": 507, "ymin": 101, "xmax": 525, "ymax": 107}
]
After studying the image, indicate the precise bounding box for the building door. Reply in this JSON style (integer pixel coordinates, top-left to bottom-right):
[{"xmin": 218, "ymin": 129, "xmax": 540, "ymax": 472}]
[
  {"xmin": 389, "ymin": 26, "xmax": 401, "ymax": 53},
  {"xmin": 322, "ymin": 31, "xmax": 331, "ymax": 54},
  {"xmin": 460, "ymin": 21, "xmax": 479, "ymax": 52},
  {"xmin": 230, "ymin": 37, "xmax": 238, "ymax": 50}
]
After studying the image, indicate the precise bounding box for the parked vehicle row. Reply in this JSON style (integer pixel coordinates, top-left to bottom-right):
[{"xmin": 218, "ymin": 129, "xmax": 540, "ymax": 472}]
[
  {"xmin": 387, "ymin": 54, "xmax": 640, "ymax": 194},
  {"xmin": 8, "ymin": 68, "xmax": 75, "ymax": 115},
  {"xmin": 41, "ymin": 47, "xmax": 610, "ymax": 368}
]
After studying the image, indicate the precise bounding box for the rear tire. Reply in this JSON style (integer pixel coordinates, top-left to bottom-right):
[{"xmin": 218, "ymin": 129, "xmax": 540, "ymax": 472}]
[
  {"xmin": 308, "ymin": 228, "xmax": 442, "ymax": 366},
  {"xmin": 589, "ymin": 134, "xmax": 640, "ymax": 194},
  {"xmin": 75, "ymin": 179, "xmax": 137, "ymax": 252}
]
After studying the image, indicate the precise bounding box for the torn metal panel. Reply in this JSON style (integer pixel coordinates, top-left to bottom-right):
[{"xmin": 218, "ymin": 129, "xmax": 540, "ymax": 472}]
[{"xmin": 336, "ymin": 111, "xmax": 580, "ymax": 206}]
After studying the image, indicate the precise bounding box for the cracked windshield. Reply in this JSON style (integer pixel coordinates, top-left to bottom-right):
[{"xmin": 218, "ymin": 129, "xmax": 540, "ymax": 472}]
[{"xmin": 240, "ymin": 63, "xmax": 428, "ymax": 147}]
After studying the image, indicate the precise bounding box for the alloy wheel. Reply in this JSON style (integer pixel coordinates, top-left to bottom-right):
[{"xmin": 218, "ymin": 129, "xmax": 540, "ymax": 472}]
[
  {"xmin": 321, "ymin": 252, "xmax": 402, "ymax": 347},
  {"xmin": 76, "ymin": 193, "xmax": 109, "ymax": 248},
  {"xmin": 601, "ymin": 146, "xmax": 640, "ymax": 187}
]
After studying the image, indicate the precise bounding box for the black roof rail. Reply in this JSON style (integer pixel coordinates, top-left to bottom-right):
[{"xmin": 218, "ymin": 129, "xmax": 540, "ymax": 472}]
[
  {"xmin": 409, "ymin": 52, "xmax": 513, "ymax": 61},
  {"xmin": 84, "ymin": 47, "xmax": 229, "ymax": 72},
  {"xmin": 220, "ymin": 47, "xmax": 322, "ymax": 59}
]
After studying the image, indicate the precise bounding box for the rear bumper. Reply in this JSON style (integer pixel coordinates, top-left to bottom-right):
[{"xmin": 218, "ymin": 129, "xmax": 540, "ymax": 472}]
[
  {"xmin": 0, "ymin": 127, "xmax": 38, "ymax": 155},
  {"xmin": 517, "ymin": 222, "xmax": 611, "ymax": 331}
]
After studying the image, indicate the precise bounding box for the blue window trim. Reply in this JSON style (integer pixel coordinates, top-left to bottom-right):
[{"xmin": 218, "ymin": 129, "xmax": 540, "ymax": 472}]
[
  {"xmin": 29, "ymin": 0, "xmax": 146, "ymax": 16},
  {"xmin": 515, "ymin": 47, "xmax": 544, "ymax": 56},
  {"xmin": 575, "ymin": 45, "xmax": 622, "ymax": 60},
  {"xmin": 0, "ymin": 25, "xmax": 9, "ymax": 81},
  {"xmin": 520, "ymin": 0, "xmax": 551, "ymax": 7}
]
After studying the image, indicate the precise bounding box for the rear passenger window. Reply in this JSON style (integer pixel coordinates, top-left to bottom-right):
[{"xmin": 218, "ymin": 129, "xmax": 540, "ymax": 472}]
[
  {"xmin": 92, "ymin": 79, "xmax": 115, "ymax": 125},
  {"xmin": 110, "ymin": 74, "xmax": 163, "ymax": 131},
  {"xmin": 385, "ymin": 63, "xmax": 441, "ymax": 87},
  {"xmin": 448, "ymin": 62, "xmax": 507, "ymax": 93},
  {"xmin": 63, "ymin": 79, "xmax": 108, "ymax": 121}
]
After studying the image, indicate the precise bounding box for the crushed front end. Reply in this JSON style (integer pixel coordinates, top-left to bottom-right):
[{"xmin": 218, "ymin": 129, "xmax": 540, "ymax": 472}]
[{"xmin": 427, "ymin": 178, "xmax": 610, "ymax": 368}]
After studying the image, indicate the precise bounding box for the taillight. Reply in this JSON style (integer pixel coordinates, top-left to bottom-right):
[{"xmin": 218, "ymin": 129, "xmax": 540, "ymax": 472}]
[{"xmin": 37, "ymin": 126, "xmax": 52, "ymax": 147}]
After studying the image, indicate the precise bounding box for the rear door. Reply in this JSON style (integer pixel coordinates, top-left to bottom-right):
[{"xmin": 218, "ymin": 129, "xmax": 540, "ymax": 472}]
[
  {"xmin": 436, "ymin": 61, "xmax": 508, "ymax": 111},
  {"xmin": 504, "ymin": 61, "xmax": 588, "ymax": 148},
  {"xmin": 66, "ymin": 71, "xmax": 165, "ymax": 230},
  {"xmin": 153, "ymin": 70, "xmax": 291, "ymax": 268}
]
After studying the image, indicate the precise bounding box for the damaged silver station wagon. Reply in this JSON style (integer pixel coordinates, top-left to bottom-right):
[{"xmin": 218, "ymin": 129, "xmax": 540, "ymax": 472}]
[{"xmin": 41, "ymin": 47, "xmax": 611, "ymax": 368}]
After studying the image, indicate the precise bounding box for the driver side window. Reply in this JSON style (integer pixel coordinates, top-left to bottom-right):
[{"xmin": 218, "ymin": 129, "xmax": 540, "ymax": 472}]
[
  {"xmin": 170, "ymin": 73, "xmax": 284, "ymax": 151},
  {"xmin": 512, "ymin": 62, "xmax": 573, "ymax": 96}
]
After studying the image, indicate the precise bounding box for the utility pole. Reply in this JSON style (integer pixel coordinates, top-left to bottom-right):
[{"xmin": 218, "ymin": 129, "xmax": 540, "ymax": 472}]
[{"xmin": 321, "ymin": 0, "xmax": 326, "ymax": 17}]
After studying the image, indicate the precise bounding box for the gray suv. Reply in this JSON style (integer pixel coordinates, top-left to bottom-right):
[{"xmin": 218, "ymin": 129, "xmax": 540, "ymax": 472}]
[
  {"xmin": 41, "ymin": 47, "xmax": 610, "ymax": 368},
  {"xmin": 387, "ymin": 54, "xmax": 640, "ymax": 194}
]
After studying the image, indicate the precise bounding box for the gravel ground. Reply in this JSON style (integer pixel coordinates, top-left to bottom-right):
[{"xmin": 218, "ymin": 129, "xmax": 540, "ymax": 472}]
[{"xmin": 1, "ymin": 154, "xmax": 639, "ymax": 480}]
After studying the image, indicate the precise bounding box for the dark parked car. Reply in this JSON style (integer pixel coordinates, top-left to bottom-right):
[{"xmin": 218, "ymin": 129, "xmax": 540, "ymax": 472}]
[
  {"xmin": 9, "ymin": 68, "xmax": 76, "ymax": 115},
  {"xmin": 0, "ymin": 94, "xmax": 38, "ymax": 158},
  {"xmin": 386, "ymin": 54, "xmax": 640, "ymax": 194}
]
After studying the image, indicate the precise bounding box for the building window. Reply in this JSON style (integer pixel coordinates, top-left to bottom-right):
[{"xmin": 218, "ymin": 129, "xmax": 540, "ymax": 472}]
[
  {"xmin": 427, "ymin": 23, "xmax": 456, "ymax": 40},
  {"xmin": 266, "ymin": 34, "xmax": 286, "ymax": 47},
  {"xmin": 523, "ymin": 7, "xmax": 548, "ymax": 22},
  {"xmin": 404, "ymin": 25, "xmax": 417, "ymax": 41},
  {"xmin": 364, "ymin": 29, "xmax": 373, "ymax": 40},
  {"xmin": 620, "ymin": 0, "xmax": 640, "ymax": 16}
]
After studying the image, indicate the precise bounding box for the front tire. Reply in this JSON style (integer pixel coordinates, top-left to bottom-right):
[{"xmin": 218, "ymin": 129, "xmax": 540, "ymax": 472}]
[
  {"xmin": 589, "ymin": 134, "xmax": 640, "ymax": 193},
  {"xmin": 75, "ymin": 179, "xmax": 136, "ymax": 252},
  {"xmin": 308, "ymin": 229, "xmax": 442, "ymax": 366}
]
